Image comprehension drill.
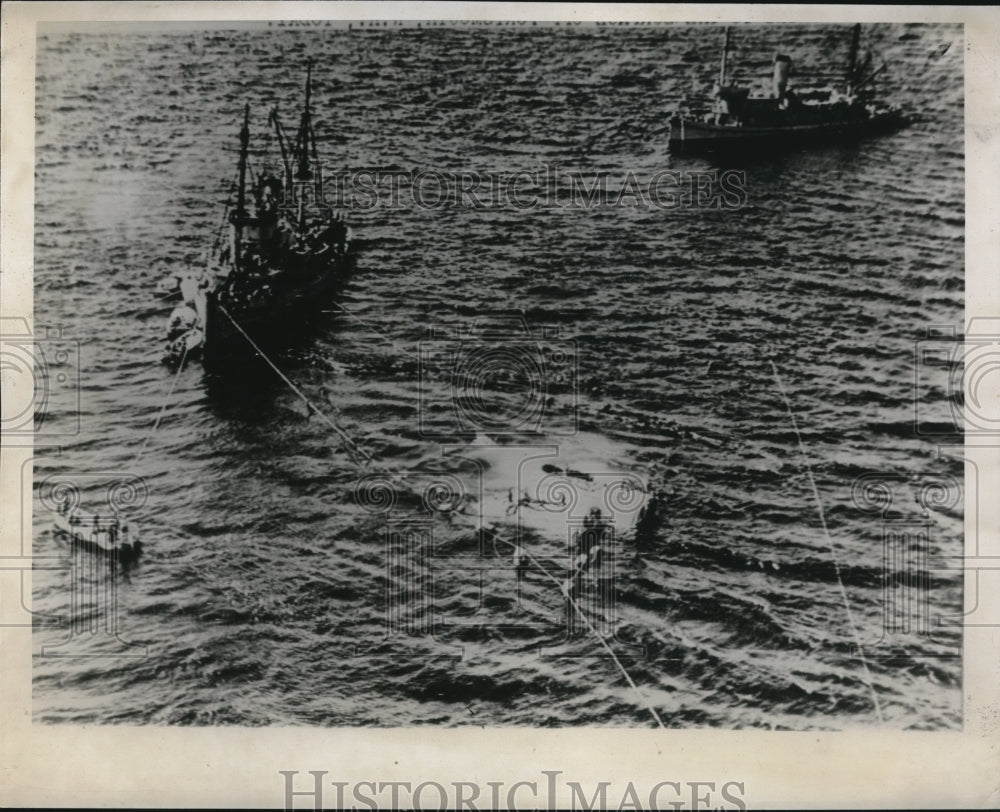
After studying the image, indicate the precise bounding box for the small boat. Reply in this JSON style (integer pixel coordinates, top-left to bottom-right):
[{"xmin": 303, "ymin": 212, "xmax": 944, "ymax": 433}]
[
  {"xmin": 51, "ymin": 500, "xmax": 143, "ymax": 563},
  {"xmin": 162, "ymin": 62, "xmax": 356, "ymax": 367},
  {"xmin": 667, "ymin": 25, "xmax": 909, "ymax": 153}
]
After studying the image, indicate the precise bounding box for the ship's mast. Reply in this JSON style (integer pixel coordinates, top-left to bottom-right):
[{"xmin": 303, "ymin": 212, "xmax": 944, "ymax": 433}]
[
  {"xmin": 269, "ymin": 107, "xmax": 292, "ymax": 193},
  {"xmin": 718, "ymin": 26, "xmax": 731, "ymax": 87},
  {"xmin": 231, "ymin": 103, "xmax": 251, "ymax": 272},
  {"xmin": 294, "ymin": 60, "xmax": 314, "ymax": 181},
  {"xmin": 236, "ymin": 103, "xmax": 250, "ymax": 215},
  {"xmin": 846, "ymin": 23, "xmax": 861, "ymax": 93},
  {"xmin": 269, "ymin": 62, "xmax": 325, "ymax": 227}
]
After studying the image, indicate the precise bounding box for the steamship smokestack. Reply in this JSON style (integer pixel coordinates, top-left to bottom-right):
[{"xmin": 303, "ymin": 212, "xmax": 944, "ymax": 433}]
[{"xmin": 773, "ymin": 54, "xmax": 791, "ymax": 99}]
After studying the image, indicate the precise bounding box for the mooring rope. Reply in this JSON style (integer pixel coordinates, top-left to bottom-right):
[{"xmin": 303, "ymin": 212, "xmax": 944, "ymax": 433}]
[
  {"xmin": 517, "ymin": 539, "xmax": 667, "ymax": 729},
  {"xmin": 177, "ymin": 300, "xmax": 660, "ymax": 725},
  {"xmin": 229, "ymin": 296, "xmax": 666, "ymax": 728},
  {"xmin": 770, "ymin": 361, "xmax": 884, "ymax": 724},
  {"xmin": 217, "ymin": 303, "xmax": 372, "ymax": 464},
  {"xmin": 131, "ymin": 343, "xmax": 189, "ymax": 466},
  {"xmin": 449, "ymin": 510, "xmax": 666, "ymax": 729}
]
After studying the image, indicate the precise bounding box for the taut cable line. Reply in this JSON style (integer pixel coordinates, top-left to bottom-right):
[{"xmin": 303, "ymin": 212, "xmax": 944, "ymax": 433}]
[
  {"xmin": 448, "ymin": 508, "xmax": 667, "ymax": 729},
  {"xmin": 217, "ymin": 303, "xmax": 373, "ymax": 465},
  {"xmin": 770, "ymin": 361, "xmax": 884, "ymax": 724},
  {"xmin": 162, "ymin": 300, "xmax": 665, "ymax": 726},
  {"xmin": 131, "ymin": 343, "xmax": 189, "ymax": 467}
]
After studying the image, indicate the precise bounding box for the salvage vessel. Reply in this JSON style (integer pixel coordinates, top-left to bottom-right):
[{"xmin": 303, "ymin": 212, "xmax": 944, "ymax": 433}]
[
  {"xmin": 162, "ymin": 63, "xmax": 355, "ymax": 366},
  {"xmin": 667, "ymin": 25, "xmax": 908, "ymax": 153}
]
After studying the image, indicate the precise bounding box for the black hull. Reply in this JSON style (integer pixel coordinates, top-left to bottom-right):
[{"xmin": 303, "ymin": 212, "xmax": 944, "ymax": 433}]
[
  {"xmin": 668, "ymin": 111, "xmax": 908, "ymax": 154},
  {"xmin": 202, "ymin": 247, "xmax": 356, "ymax": 367}
]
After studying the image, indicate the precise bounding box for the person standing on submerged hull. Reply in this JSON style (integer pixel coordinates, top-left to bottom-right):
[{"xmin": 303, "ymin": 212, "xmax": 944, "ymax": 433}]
[
  {"xmin": 560, "ymin": 507, "xmax": 610, "ymax": 597},
  {"xmin": 635, "ymin": 489, "xmax": 667, "ymax": 548}
]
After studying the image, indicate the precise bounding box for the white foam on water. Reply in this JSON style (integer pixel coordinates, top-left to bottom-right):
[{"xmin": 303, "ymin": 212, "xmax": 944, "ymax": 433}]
[{"xmin": 448, "ymin": 431, "xmax": 649, "ymax": 543}]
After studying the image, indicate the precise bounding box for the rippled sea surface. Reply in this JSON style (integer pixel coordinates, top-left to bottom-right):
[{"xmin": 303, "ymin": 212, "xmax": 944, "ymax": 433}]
[{"xmin": 32, "ymin": 22, "xmax": 964, "ymax": 728}]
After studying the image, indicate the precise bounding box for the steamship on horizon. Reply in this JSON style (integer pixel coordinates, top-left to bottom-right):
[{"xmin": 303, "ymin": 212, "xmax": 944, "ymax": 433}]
[{"xmin": 667, "ymin": 24, "xmax": 909, "ymax": 152}]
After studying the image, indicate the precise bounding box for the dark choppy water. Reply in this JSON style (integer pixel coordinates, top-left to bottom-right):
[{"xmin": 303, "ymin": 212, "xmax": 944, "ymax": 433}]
[{"xmin": 32, "ymin": 22, "xmax": 963, "ymax": 728}]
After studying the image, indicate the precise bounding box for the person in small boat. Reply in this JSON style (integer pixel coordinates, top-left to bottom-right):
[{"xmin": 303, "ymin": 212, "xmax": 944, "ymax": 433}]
[{"xmin": 166, "ymin": 305, "xmax": 199, "ymax": 342}]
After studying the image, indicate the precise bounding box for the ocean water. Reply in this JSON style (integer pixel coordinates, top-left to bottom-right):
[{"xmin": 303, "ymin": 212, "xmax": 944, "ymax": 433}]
[{"xmin": 31, "ymin": 21, "xmax": 964, "ymax": 728}]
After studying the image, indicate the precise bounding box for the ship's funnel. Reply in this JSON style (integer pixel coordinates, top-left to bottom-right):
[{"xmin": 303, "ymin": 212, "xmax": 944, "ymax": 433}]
[{"xmin": 773, "ymin": 54, "xmax": 791, "ymax": 99}]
